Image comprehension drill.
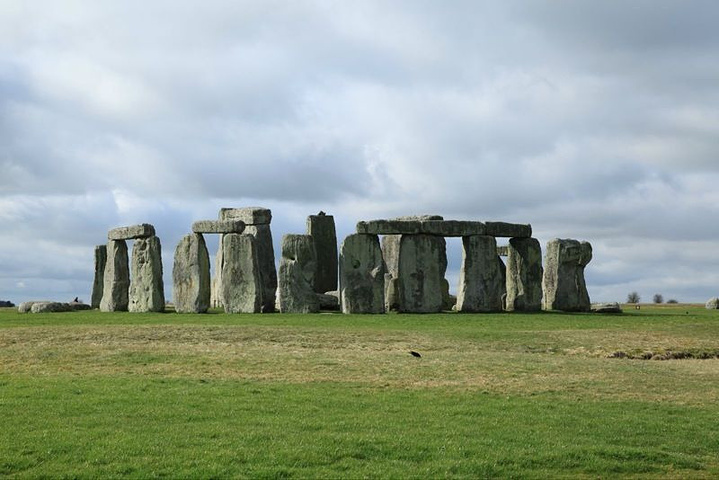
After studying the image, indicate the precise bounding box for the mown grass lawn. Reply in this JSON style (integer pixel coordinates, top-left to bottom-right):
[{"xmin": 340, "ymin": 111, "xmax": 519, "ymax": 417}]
[{"xmin": 1, "ymin": 305, "xmax": 719, "ymax": 478}]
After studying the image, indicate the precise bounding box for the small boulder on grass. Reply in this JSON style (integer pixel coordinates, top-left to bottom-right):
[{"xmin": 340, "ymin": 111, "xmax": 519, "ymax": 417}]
[
  {"xmin": 591, "ymin": 302, "xmax": 623, "ymax": 313},
  {"xmin": 706, "ymin": 298, "xmax": 719, "ymax": 310}
]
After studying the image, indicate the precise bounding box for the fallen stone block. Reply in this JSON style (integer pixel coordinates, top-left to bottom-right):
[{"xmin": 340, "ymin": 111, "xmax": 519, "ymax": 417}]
[
  {"xmin": 192, "ymin": 220, "xmax": 246, "ymax": 234},
  {"xmin": 108, "ymin": 224, "xmax": 156, "ymax": 240},
  {"xmin": 591, "ymin": 302, "xmax": 623, "ymax": 313},
  {"xmin": 706, "ymin": 297, "xmax": 719, "ymax": 309},
  {"xmin": 30, "ymin": 302, "xmax": 74, "ymax": 313},
  {"xmin": 317, "ymin": 293, "xmax": 340, "ymax": 311}
]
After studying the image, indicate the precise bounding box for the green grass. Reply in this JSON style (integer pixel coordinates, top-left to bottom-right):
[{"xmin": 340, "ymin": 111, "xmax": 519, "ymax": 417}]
[{"xmin": 1, "ymin": 305, "xmax": 719, "ymax": 478}]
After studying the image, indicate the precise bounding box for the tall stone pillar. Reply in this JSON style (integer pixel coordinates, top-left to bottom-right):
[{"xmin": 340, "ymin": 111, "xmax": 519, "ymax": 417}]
[
  {"xmin": 542, "ymin": 239, "xmax": 592, "ymax": 312},
  {"xmin": 100, "ymin": 240, "xmax": 129, "ymax": 312},
  {"xmin": 505, "ymin": 237, "xmax": 543, "ymax": 312},
  {"xmin": 307, "ymin": 213, "xmax": 338, "ymax": 293},
  {"xmin": 220, "ymin": 233, "xmax": 262, "ymax": 314},
  {"xmin": 278, "ymin": 234, "xmax": 319, "ymax": 313},
  {"xmin": 217, "ymin": 208, "xmax": 277, "ymax": 312},
  {"xmin": 91, "ymin": 245, "xmax": 107, "ymax": 309},
  {"xmin": 457, "ymin": 235, "xmax": 504, "ymax": 312},
  {"xmin": 381, "ymin": 235, "xmax": 402, "ymax": 311},
  {"xmin": 129, "ymin": 236, "xmax": 165, "ymax": 312},
  {"xmin": 397, "ymin": 234, "xmax": 447, "ymax": 313},
  {"xmin": 339, "ymin": 234, "xmax": 385, "ymax": 314},
  {"xmin": 173, "ymin": 233, "xmax": 211, "ymax": 313}
]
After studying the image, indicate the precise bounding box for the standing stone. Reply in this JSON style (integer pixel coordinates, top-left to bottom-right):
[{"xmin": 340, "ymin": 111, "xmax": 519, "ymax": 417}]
[
  {"xmin": 218, "ymin": 208, "xmax": 277, "ymax": 312},
  {"xmin": 211, "ymin": 238, "xmax": 225, "ymax": 309},
  {"xmin": 307, "ymin": 213, "xmax": 338, "ymax": 293},
  {"xmin": 244, "ymin": 224, "xmax": 277, "ymax": 312},
  {"xmin": 396, "ymin": 234, "xmax": 447, "ymax": 313},
  {"xmin": 542, "ymin": 239, "xmax": 593, "ymax": 312},
  {"xmin": 129, "ymin": 236, "xmax": 165, "ymax": 313},
  {"xmin": 339, "ymin": 234, "xmax": 385, "ymax": 314},
  {"xmin": 505, "ymin": 237, "xmax": 543, "ymax": 312},
  {"xmin": 100, "ymin": 240, "xmax": 129, "ymax": 312},
  {"xmin": 381, "ymin": 235, "xmax": 402, "ymax": 311},
  {"xmin": 278, "ymin": 234, "xmax": 319, "ymax": 313},
  {"xmin": 220, "ymin": 233, "xmax": 262, "ymax": 314},
  {"xmin": 173, "ymin": 233, "xmax": 211, "ymax": 313},
  {"xmin": 91, "ymin": 245, "xmax": 107, "ymax": 309},
  {"xmin": 457, "ymin": 235, "xmax": 505, "ymax": 312}
]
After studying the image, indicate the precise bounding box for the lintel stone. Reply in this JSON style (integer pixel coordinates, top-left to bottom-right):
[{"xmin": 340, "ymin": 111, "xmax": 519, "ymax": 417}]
[
  {"xmin": 219, "ymin": 207, "xmax": 272, "ymax": 225},
  {"xmin": 484, "ymin": 222, "xmax": 532, "ymax": 238},
  {"xmin": 192, "ymin": 220, "xmax": 246, "ymax": 234},
  {"xmin": 108, "ymin": 224, "xmax": 156, "ymax": 240}
]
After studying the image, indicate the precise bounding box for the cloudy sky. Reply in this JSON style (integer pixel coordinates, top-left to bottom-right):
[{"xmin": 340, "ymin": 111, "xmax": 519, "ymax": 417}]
[{"xmin": 2, "ymin": 1, "xmax": 718, "ymax": 304}]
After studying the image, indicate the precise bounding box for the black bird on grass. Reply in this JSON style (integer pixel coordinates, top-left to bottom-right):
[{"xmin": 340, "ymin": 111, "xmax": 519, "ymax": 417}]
[{"xmin": 410, "ymin": 351, "xmax": 422, "ymax": 358}]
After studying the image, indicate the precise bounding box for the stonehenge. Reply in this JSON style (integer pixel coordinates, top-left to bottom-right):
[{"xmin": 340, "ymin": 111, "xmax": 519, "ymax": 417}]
[
  {"xmin": 542, "ymin": 239, "xmax": 593, "ymax": 312},
  {"xmin": 173, "ymin": 233, "xmax": 211, "ymax": 313},
  {"xmin": 91, "ymin": 211, "xmax": 597, "ymax": 316},
  {"xmin": 339, "ymin": 233, "xmax": 385, "ymax": 314},
  {"xmin": 100, "ymin": 224, "xmax": 164, "ymax": 313},
  {"xmin": 278, "ymin": 234, "xmax": 319, "ymax": 313}
]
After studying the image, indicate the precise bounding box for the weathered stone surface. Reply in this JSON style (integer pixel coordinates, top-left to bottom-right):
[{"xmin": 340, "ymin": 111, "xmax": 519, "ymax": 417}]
[
  {"xmin": 129, "ymin": 236, "xmax": 165, "ymax": 313},
  {"xmin": 245, "ymin": 224, "xmax": 277, "ymax": 312},
  {"xmin": 496, "ymin": 246, "xmax": 509, "ymax": 257},
  {"xmin": 421, "ymin": 220, "xmax": 486, "ymax": 237},
  {"xmin": 339, "ymin": 234, "xmax": 385, "ymax": 314},
  {"xmin": 211, "ymin": 239, "xmax": 225, "ymax": 309},
  {"xmin": 457, "ymin": 235, "xmax": 505, "ymax": 312},
  {"xmin": 31, "ymin": 302, "xmax": 73, "ymax": 313},
  {"xmin": 219, "ymin": 207, "xmax": 272, "ymax": 225},
  {"xmin": 70, "ymin": 301, "xmax": 92, "ymax": 311},
  {"xmin": 307, "ymin": 214, "xmax": 338, "ymax": 293},
  {"xmin": 484, "ymin": 222, "xmax": 532, "ymax": 238},
  {"xmin": 317, "ymin": 293, "xmax": 340, "ymax": 311},
  {"xmin": 173, "ymin": 233, "xmax": 211, "ymax": 313},
  {"xmin": 91, "ymin": 245, "xmax": 107, "ymax": 309},
  {"xmin": 706, "ymin": 297, "xmax": 719, "ymax": 309},
  {"xmin": 220, "ymin": 234, "xmax": 262, "ymax": 314},
  {"xmin": 591, "ymin": 302, "xmax": 623, "ymax": 313},
  {"xmin": 357, "ymin": 217, "xmax": 485, "ymax": 237},
  {"xmin": 18, "ymin": 301, "xmax": 37, "ymax": 313},
  {"xmin": 278, "ymin": 234, "xmax": 319, "ymax": 313},
  {"xmin": 381, "ymin": 235, "xmax": 402, "ymax": 311},
  {"xmin": 100, "ymin": 240, "xmax": 129, "ymax": 312},
  {"xmin": 505, "ymin": 237, "xmax": 543, "ymax": 312},
  {"xmin": 542, "ymin": 239, "xmax": 593, "ymax": 312},
  {"xmin": 192, "ymin": 220, "xmax": 245, "ymax": 234},
  {"xmin": 108, "ymin": 224, "xmax": 155, "ymax": 240},
  {"xmin": 397, "ymin": 234, "xmax": 447, "ymax": 313},
  {"xmin": 357, "ymin": 220, "xmax": 423, "ymax": 235}
]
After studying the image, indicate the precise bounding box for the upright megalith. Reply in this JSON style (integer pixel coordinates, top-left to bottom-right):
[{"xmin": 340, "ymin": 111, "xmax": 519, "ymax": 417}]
[
  {"xmin": 129, "ymin": 236, "xmax": 165, "ymax": 312},
  {"xmin": 100, "ymin": 240, "xmax": 129, "ymax": 312},
  {"xmin": 173, "ymin": 233, "xmax": 211, "ymax": 313},
  {"xmin": 278, "ymin": 234, "xmax": 319, "ymax": 313},
  {"xmin": 91, "ymin": 245, "xmax": 107, "ymax": 309},
  {"xmin": 542, "ymin": 239, "xmax": 592, "ymax": 312},
  {"xmin": 339, "ymin": 234, "xmax": 385, "ymax": 314},
  {"xmin": 307, "ymin": 213, "xmax": 338, "ymax": 293},
  {"xmin": 220, "ymin": 233, "xmax": 262, "ymax": 313},
  {"xmin": 381, "ymin": 235, "xmax": 402, "ymax": 311},
  {"xmin": 216, "ymin": 207, "xmax": 277, "ymax": 312},
  {"xmin": 505, "ymin": 237, "xmax": 543, "ymax": 312},
  {"xmin": 397, "ymin": 234, "xmax": 447, "ymax": 313},
  {"xmin": 457, "ymin": 235, "xmax": 505, "ymax": 312}
]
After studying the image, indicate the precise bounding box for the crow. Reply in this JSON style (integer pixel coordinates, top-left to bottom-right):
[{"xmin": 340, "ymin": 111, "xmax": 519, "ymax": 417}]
[{"xmin": 410, "ymin": 351, "xmax": 422, "ymax": 358}]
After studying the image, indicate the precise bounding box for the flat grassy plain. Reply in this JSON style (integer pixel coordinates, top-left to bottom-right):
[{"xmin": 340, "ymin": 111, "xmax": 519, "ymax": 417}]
[{"xmin": 1, "ymin": 304, "xmax": 719, "ymax": 478}]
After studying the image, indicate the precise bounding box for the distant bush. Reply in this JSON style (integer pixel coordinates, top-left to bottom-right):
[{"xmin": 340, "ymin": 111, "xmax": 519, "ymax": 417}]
[
  {"xmin": 627, "ymin": 292, "xmax": 640, "ymax": 304},
  {"xmin": 653, "ymin": 294, "xmax": 664, "ymax": 304},
  {"xmin": 667, "ymin": 299, "xmax": 678, "ymax": 304},
  {"xmin": 0, "ymin": 300, "xmax": 15, "ymax": 308}
]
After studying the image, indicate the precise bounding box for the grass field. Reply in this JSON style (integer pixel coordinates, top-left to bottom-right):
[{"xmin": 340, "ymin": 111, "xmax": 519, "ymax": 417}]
[{"xmin": 1, "ymin": 304, "xmax": 719, "ymax": 478}]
